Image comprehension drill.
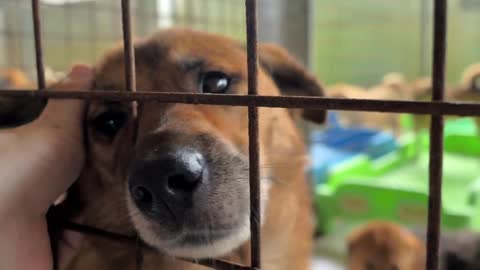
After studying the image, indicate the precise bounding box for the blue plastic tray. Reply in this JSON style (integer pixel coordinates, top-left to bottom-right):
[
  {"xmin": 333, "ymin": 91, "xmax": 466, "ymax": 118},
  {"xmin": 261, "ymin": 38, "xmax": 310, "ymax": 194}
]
[{"xmin": 309, "ymin": 111, "xmax": 398, "ymax": 184}]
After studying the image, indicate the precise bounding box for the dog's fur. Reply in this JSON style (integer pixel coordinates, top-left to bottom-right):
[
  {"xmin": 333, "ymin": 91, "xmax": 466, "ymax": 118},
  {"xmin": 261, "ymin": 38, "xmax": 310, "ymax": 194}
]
[
  {"xmin": 53, "ymin": 28, "xmax": 326, "ymax": 270},
  {"xmin": 347, "ymin": 222, "xmax": 480, "ymax": 270},
  {"xmin": 347, "ymin": 221, "xmax": 426, "ymax": 270}
]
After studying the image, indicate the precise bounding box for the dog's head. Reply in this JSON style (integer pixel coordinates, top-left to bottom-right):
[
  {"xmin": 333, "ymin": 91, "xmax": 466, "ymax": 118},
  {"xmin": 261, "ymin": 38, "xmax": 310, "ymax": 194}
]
[
  {"xmin": 73, "ymin": 28, "xmax": 325, "ymax": 259},
  {"xmin": 347, "ymin": 222, "xmax": 425, "ymax": 270}
]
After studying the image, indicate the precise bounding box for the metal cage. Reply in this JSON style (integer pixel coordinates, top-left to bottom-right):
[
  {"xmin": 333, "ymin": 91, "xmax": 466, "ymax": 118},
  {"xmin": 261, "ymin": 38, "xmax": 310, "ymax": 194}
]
[{"xmin": 1, "ymin": 0, "xmax": 480, "ymax": 270}]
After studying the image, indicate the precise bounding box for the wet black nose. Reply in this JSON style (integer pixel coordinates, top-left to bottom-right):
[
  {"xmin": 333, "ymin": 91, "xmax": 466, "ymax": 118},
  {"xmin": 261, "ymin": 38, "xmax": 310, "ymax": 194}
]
[{"xmin": 128, "ymin": 147, "xmax": 206, "ymax": 218}]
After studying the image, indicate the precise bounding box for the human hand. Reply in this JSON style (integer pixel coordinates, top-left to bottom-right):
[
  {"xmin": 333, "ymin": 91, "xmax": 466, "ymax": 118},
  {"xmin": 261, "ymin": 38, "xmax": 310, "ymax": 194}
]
[{"xmin": 0, "ymin": 65, "xmax": 93, "ymax": 270}]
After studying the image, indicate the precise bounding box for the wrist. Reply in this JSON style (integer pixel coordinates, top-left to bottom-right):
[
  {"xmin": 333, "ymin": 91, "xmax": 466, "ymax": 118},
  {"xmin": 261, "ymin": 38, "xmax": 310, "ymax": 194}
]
[{"xmin": 0, "ymin": 215, "xmax": 52, "ymax": 270}]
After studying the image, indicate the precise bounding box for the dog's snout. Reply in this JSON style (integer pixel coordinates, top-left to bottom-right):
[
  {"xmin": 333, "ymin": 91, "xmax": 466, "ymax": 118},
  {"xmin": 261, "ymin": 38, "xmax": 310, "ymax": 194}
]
[{"xmin": 129, "ymin": 147, "xmax": 207, "ymax": 217}]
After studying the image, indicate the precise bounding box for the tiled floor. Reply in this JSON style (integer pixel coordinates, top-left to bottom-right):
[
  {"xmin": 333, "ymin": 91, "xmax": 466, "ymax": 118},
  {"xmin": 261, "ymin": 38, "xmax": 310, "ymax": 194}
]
[{"xmin": 311, "ymin": 224, "xmax": 351, "ymax": 270}]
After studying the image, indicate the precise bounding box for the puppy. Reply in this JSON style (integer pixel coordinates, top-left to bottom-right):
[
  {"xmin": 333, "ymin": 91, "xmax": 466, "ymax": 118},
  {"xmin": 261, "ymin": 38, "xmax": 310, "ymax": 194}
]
[
  {"xmin": 381, "ymin": 72, "xmax": 407, "ymax": 89},
  {"xmin": 412, "ymin": 63, "xmax": 480, "ymax": 132},
  {"xmin": 61, "ymin": 28, "xmax": 325, "ymax": 270},
  {"xmin": 0, "ymin": 68, "xmax": 32, "ymax": 88},
  {"xmin": 347, "ymin": 221, "xmax": 425, "ymax": 270},
  {"xmin": 325, "ymin": 81, "xmax": 405, "ymax": 135}
]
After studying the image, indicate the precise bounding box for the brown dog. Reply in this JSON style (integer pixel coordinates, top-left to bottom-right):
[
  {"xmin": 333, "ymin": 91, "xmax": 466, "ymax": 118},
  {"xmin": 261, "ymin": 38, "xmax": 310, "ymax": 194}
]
[
  {"xmin": 327, "ymin": 65, "xmax": 480, "ymax": 135},
  {"xmin": 411, "ymin": 63, "xmax": 480, "ymax": 133},
  {"xmin": 325, "ymin": 81, "xmax": 406, "ymax": 135},
  {"xmin": 59, "ymin": 28, "xmax": 325, "ymax": 270},
  {"xmin": 347, "ymin": 221, "xmax": 426, "ymax": 270}
]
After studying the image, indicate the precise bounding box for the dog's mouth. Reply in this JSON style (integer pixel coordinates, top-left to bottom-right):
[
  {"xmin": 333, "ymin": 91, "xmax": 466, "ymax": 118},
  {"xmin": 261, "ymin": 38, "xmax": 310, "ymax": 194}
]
[
  {"xmin": 126, "ymin": 188, "xmax": 251, "ymax": 259},
  {"xmin": 123, "ymin": 134, "xmax": 256, "ymax": 258}
]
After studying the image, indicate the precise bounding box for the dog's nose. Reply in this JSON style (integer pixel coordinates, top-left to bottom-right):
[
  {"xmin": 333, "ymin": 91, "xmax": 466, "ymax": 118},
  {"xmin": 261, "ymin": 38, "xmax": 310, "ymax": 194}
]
[{"xmin": 128, "ymin": 147, "xmax": 206, "ymax": 216}]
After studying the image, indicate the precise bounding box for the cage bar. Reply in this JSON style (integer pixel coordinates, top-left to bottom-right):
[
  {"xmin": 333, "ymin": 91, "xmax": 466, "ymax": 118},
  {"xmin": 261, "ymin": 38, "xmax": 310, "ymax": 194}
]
[
  {"xmin": 1, "ymin": 89, "xmax": 480, "ymax": 116},
  {"xmin": 245, "ymin": 0, "xmax": 261, "ymax": 268},
  {"xmin": 58, "ymin": 216, "xmax": 255, "ymax": 270},
  {"xmin": 31, "ymin": 0, "xmax": 45, "ymax": 89},
  {"xmin": 426, "ymin": 0, "xmax": 447, "ymax": 270},
  {"xmin": 121, "ymin": 0, "xmax": 136, "ymax": 93}
]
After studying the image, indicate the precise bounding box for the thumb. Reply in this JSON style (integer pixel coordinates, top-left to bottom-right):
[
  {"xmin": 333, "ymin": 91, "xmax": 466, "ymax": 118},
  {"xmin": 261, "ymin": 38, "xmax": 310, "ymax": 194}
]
[{"xmin": 35, "ymin": 65, "xmax": 93, "ymax": 130}]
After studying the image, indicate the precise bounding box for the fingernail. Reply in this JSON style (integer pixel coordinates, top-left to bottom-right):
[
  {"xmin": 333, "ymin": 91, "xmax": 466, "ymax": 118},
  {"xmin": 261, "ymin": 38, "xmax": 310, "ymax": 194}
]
[{"xmin": 69, "ymin": 64, "xmax": 93, "ymax": 80}]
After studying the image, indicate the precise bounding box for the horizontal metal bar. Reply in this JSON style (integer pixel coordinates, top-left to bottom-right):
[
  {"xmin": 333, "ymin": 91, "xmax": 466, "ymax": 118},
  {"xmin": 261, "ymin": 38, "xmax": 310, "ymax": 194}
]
[
  {"xmin": 1, "ymin": 89, "xmax": 480, "ymax": 116},
  {"xmin": 31, "ymin": 0, "xmax": 46, "ymax": 89},
  {"xmin": 183, "ymin": 258, "xmax": 256, "ymax": 270},
  {"xmin": 62, "ymin": 220, "xmax": 138, "ymax": 244}
]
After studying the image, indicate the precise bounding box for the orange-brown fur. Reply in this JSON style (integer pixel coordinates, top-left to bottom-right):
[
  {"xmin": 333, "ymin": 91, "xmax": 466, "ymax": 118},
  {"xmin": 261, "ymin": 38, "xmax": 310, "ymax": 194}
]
[
  {"xmin": 347, "ymin": 221, "xmax": 426, "ymax": 270},
  {"xmin": 61, "ymin": 28, "xmax": 325, "ymax": 270},
  {"xmin": 0, "ymin": 68, "xmax": 32, "ymax": 88}
]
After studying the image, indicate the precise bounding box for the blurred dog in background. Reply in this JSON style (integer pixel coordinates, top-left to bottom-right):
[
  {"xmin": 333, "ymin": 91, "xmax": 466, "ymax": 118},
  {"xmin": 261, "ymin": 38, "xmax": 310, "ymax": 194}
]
[{"xmin": 347, "ymin": 221, "xmax": 425, "ymax": 270}]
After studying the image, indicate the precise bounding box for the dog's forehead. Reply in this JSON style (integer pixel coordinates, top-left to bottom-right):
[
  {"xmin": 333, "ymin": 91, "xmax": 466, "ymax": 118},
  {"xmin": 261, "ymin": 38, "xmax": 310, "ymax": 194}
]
[
  {"xmin": 94, "ymin": 29, "xmax": 247, "ymax": 91},
  {"xmin": 153, "ymin": 29, "xmax": 245, "ymax": 58}
]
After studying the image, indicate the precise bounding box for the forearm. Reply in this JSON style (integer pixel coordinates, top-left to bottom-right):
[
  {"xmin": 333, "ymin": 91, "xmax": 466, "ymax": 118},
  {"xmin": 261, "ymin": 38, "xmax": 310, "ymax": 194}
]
[{"xmin": 0, "ymin": 216, "xmax": 52, "ymax": 270}]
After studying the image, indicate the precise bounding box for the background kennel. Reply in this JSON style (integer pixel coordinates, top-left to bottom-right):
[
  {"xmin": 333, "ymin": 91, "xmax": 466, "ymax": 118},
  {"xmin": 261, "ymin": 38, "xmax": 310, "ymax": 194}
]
[{"xmin": 2, "ymin": 0, "xmax": 480, "ymax": 86}]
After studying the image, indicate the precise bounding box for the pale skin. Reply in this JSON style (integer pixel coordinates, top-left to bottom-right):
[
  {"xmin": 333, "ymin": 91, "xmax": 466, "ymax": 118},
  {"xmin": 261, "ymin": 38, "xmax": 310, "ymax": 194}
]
[{"xmin": 0, "ymin": 65, "xmax": 93, "ymax": 270}]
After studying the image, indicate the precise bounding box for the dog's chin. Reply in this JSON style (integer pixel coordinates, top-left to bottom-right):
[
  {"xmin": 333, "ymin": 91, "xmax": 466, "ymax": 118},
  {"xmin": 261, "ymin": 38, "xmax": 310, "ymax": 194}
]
[
  {"xmin": 140, "ymin": 224, "xmax": 250, "ymax": 259},
  {"xmin": 126, "ymin": 196, "xmax": 250, "ymax": 259}
]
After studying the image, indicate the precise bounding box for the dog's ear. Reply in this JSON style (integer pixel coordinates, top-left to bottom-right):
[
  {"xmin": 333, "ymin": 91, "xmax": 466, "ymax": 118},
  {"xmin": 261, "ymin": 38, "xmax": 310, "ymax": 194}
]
[{"xmin": 258, "ymin": 43, "xmax": 326, "ymax": 124}]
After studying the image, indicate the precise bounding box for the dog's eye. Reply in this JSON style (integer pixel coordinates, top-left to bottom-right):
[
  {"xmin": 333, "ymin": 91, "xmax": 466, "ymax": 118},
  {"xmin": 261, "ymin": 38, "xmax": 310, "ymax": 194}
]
[
  {"xmin": 91, "ymin": 110, "xmax": 128, "ymax": 139},
  {"xmin": 200, "ymin": 71, "xmax": 231, "ymax": 94}
]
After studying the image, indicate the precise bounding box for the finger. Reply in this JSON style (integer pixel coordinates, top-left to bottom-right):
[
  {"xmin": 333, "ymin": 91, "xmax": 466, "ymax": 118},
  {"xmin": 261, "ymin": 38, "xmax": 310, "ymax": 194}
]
[{"xmin": 35, "ymin": 64, "xmax": 93, "ymax": 130}]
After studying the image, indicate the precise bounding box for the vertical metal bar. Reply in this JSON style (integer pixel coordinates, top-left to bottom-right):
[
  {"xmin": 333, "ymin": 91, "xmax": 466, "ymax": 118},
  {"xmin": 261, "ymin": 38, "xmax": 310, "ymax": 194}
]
[
  {"xmin": 426, "ymin": 0, "xmax": 447, "ymax": 270},
  {"xmin": 5, "ymin": 1, "xmax": 22, "ymax": 71},
  {"xmin": 245, "ymin": 0, "xmax": 261, "ymax": 269},
  {"xmin": 31, "ymin": 0, "xmax": 45, "ymax": 89},
  {"xmin": 305, "ymin": 0, "xmax": 313, "ymax": 70},
  {"xmin": 121, "ymin": 0, "xmax": 136, "ymax": 93},
  {"xmin": 89, "ymin": 1, "xmax": 97, "ymax": 60},
  {"xmin": 185, "ymin": 0, "xmax": 194, "ymax": 27},
  {"xmin": 66, "ymin": 2, "xmax": 73, "ymax": 68},
  {"xmin": 419, "ymin": 0, "xmax": 429, "ymax": 76}
]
